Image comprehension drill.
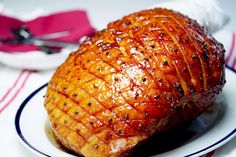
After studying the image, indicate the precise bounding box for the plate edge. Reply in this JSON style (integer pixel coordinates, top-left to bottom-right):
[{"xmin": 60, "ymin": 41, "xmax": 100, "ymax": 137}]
[{"xmin": 14, "ymin": 83, "xmax": 50, "ymax": 157}]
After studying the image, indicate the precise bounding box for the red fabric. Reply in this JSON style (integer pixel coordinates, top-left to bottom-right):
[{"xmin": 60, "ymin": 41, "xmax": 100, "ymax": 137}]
[{"xmin": 0, "ymin": 10, "xmax": 96, "ymax": 53}]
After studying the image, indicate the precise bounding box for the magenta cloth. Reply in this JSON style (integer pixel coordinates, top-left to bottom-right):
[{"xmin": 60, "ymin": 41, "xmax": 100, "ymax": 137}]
[
  {"xmin": 225, "ymin": 32, "xmax": 236, "ymax": 73},
  {"xmin": 0, "ymin": 10, "xmax": 96, "ymax": 53}
]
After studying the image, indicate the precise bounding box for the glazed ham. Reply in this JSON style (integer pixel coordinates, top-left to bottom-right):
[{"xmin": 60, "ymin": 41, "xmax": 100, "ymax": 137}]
[{"xmin": 44, "ymin": 8, "xmax": 225, "ymax": 157}]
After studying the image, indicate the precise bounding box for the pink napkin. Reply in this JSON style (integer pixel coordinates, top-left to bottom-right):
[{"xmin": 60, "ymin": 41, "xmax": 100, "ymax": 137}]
[
  {"xmin": 0, "ymin": 10, "xmax": 96, "ymax": 53},
  {"xmin": 213, "ymin": 31, "xmax": 236, "ymax": 73},
  {"xmin": 225, "ymin": 32, "xmax": 236, "ymax": 72}
]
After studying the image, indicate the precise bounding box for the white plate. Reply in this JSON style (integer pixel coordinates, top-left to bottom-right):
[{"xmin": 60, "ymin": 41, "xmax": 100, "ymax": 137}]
[
  {"xmin": 0, "ymin": 46, "xmax": 78, "ymax": 70},
  {"xmin": 15, "ymin": 68, "xmax": 236, "ymax": 157}
]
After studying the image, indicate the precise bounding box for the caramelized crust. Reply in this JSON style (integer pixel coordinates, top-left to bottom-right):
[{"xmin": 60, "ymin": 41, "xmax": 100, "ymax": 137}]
[{"xmin": 44, "ymin": 8, "xmax": 225, "ymax": 157}]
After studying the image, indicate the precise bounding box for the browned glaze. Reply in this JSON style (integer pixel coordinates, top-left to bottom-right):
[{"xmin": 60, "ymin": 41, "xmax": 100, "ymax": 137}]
[
  {"xmin": 45, "ymin": 100, "xmax": 222, "ymax": 157},
  {"xmin": 44, "ymin": 8, "xmax": 225, "ymax": 157}
]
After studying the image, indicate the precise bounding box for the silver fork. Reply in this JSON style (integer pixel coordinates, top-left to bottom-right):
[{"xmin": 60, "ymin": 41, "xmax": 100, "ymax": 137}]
[{"xmin": 0, "ymin": 25, "xmax": 78, "ymax": 54}]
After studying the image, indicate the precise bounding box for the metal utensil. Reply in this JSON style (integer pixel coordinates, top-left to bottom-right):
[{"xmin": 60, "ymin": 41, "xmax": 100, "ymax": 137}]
[{"xmin": 10, "ymin": 25, "xmax": 78, "ymax": 48}]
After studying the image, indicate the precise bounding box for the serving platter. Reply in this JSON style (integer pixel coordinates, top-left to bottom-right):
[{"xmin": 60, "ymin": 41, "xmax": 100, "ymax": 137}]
[{"xmin": 15, "ymin": 68, "xmax": 236, "ymax": 157}]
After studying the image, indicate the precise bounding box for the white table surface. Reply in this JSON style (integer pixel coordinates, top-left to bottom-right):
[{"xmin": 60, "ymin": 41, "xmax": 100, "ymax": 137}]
[{"xmin": 0, "ymin": 0, "xmax": 236, "ymax": 157}]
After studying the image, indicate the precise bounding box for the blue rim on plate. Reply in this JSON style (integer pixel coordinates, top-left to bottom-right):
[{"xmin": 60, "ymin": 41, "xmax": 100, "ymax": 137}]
[
  {"xmin": 15, "ymin": 68, "xmax": 236, "ymax": 157},
  {"xmin": 15, "ymin": 83, "xmax": 50, "ymax": 157}
]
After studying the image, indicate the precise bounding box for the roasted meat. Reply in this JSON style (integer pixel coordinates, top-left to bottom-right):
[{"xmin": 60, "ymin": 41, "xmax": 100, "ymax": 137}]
[{"xmin": 44, "ymin": 8, "xmax": 225, "ymax": 157}]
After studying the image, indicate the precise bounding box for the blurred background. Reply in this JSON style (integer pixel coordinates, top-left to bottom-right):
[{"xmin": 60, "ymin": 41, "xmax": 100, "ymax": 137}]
[
  {"xmin": 1, "ymin": 0, "xmax": 235, "ymax": 30},
  {"xmin": 0, "ymin": 0, "xmax": 236, "ymax": 157}
]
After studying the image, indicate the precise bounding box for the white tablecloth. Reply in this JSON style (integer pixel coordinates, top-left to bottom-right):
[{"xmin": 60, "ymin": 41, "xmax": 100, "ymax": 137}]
[{"xmin": 0, "ymin": 0, "xmax": 236, "ymax": 156}]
